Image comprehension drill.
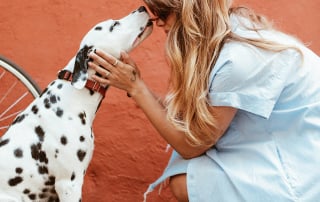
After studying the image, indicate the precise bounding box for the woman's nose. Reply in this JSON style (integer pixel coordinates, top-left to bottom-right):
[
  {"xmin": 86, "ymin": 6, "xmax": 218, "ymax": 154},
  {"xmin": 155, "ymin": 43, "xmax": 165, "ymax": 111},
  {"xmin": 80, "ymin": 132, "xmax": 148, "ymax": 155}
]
[
  {"xmin": 151, "ymin": 17, "xmax": 165, "ymax": 27},
  {"xmin": 155, "ymin": 18, "xmax": 165, "ymax": 27}
]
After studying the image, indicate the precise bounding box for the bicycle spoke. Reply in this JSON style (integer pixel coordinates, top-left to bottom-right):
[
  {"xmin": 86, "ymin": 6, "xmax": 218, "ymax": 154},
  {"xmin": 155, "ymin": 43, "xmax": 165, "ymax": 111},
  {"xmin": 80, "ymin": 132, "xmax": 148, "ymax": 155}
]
[
  {"xmin": 0, "ymin": 125, "xmax": 9, "ymax": 131},
  {"xmin": 0, "ymin": 55, "xmax": 41, "ymax": 136},
  {"xmin": 0, "ymin": 71, "xmax": 5, "ymax": 79},
  {"xmin": 0, "ymin": 91, "xmax": 28, "ymax": 120},
  {"xmin": 0, "ymin": 110, "xmax": 22, "ymax": 122},
  {"xmin": 0, "ymin": 80, "xmax": 17, "ymax": 105}
]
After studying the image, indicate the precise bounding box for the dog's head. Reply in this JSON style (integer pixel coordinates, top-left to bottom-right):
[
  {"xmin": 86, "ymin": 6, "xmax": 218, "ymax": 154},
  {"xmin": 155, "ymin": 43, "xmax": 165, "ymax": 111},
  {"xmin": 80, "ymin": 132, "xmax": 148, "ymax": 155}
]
[{"xmin": 72, "ymin": 6, "xmax": 153, "ymax": 89}]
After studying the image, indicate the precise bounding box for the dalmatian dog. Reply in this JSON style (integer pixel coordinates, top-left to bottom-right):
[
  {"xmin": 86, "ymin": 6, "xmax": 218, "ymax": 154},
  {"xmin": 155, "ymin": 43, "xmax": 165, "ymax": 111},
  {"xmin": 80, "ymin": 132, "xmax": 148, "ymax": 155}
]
[{"xmin": 0, "ymin": 6, "xmax": 152, "ymax": 202}]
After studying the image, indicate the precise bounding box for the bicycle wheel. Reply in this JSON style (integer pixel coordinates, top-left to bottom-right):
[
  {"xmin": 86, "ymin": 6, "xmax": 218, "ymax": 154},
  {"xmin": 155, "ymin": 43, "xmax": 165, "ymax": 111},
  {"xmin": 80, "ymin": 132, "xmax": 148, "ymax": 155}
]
[{"xmin": 0, "ymin": 55, "xmax": 42, "ymax": 136}]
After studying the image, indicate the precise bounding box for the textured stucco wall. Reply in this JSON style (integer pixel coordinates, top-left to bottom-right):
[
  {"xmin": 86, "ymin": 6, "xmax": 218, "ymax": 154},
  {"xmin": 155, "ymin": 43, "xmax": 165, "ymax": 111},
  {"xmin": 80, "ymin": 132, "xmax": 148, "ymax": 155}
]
[{"xmin": 0, "ymin": 0, "xmax": 319, "ymax": 201}]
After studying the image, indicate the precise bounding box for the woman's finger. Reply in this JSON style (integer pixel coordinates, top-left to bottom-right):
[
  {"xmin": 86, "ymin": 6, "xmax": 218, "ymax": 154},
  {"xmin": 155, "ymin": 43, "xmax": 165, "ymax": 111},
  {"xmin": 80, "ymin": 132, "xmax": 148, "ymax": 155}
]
[
  {"xmin": 88, "ymin": 61, "xmax": 111, "ymax": 80},
  {"xmin": 120, "ymin": 51, "xmax": 141, "ymax": 77},
  {"xmin": 91, "ymin": 74, "xmax": 110, "ymax": 85},
  {"xmin": 120, "ymin": 51, "xmax": 136, "ymax": 67},
  {"xmin": 95, "ymin": 49, "xmax": 119, "ymax": 67},
  {"xmin": 88, "ymin": 51, "xmax": 113, "ymax": 73}
]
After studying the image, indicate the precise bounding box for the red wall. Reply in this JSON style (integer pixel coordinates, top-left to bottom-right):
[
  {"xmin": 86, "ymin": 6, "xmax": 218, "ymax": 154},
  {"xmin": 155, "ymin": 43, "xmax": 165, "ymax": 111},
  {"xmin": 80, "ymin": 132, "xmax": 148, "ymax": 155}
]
[{"xmin": 0, "ymin": 0, "xmax": 319, "ymax": 201}]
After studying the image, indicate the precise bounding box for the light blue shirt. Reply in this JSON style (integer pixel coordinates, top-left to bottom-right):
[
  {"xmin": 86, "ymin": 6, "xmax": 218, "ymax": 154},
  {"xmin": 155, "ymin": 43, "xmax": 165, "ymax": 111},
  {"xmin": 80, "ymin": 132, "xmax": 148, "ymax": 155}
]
[{"xmin": 145, "ymin": 15, "xmax": 320, "ymax": 202}]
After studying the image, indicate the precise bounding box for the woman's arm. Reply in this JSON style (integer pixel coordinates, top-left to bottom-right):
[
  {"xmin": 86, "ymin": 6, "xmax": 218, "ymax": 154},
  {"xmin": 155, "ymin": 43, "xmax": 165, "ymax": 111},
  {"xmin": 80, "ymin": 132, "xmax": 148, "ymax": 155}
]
[
  {"xmin": 132, "ymin": 82, "xmax": 237, "ymax": 159},
  {"xmin": 89, "ymin": 50, "xmax": 237, "ymax": 159}
]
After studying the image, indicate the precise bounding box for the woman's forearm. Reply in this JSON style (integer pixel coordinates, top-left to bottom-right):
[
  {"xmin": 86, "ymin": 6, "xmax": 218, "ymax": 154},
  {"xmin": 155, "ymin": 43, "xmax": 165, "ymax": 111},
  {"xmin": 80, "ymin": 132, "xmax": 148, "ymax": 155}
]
[{"xmin": 129, "ymin": 80, "xmax": 210, "ymax": 159}]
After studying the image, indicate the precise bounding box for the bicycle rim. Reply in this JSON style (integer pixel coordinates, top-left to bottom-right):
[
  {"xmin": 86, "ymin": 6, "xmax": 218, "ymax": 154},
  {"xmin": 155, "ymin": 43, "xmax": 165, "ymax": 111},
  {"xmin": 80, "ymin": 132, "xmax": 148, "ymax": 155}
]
[{"xmin": 0, "ymin": 55, "xmax": 42, "ymax": 135}]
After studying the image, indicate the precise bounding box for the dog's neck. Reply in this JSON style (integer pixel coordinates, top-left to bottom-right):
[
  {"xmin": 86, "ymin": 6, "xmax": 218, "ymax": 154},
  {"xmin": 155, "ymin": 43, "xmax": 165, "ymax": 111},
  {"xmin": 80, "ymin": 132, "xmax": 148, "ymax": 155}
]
[
  {"xmin": 57, "ymin": 69, "xmax": 107, "ymax": 97},
  {"xmin": 61, "ymin": 55, "xmax": 108, "ymax": 97}
]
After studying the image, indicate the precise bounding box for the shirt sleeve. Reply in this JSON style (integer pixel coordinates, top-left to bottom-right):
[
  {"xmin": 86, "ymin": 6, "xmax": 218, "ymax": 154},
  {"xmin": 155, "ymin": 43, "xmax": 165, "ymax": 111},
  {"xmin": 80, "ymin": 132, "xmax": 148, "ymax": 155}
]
[{"xmin": 208, "ymin": 42, "xmax": 299, "ymax": 119}]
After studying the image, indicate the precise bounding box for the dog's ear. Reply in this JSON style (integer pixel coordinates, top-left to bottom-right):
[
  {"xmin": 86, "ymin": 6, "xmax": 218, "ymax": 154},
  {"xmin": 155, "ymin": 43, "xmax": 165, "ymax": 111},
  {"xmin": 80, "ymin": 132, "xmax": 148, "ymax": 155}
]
[{"xmin": 71, "ymin": 45, "xmax": 92, "ymax": 89}]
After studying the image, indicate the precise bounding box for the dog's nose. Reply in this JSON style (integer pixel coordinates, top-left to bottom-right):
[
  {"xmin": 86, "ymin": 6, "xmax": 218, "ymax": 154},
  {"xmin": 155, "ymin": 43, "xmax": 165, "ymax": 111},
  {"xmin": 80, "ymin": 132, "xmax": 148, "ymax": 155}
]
[
  {"xmin": 137, "ymin": 6, "xmax": 147, "ymax": 13},
  {"xmin": 147, "ymin": 20, "xmax": 153, "ymax": 27}
]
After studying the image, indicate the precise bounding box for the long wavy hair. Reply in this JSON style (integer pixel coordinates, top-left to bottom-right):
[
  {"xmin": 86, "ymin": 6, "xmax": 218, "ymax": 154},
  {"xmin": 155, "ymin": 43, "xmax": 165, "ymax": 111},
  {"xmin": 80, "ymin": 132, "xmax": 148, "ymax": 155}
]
[{"xmin": 144, "ymin": 0, "xmax": 300, "ymax": 146}]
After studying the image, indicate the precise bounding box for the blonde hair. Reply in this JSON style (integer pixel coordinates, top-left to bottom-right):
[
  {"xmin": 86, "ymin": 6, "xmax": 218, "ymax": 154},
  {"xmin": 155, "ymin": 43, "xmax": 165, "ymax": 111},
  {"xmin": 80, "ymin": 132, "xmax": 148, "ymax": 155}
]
[{"xmin": 144, "ymin": 0, "xmax": 300, "ymax": 146}]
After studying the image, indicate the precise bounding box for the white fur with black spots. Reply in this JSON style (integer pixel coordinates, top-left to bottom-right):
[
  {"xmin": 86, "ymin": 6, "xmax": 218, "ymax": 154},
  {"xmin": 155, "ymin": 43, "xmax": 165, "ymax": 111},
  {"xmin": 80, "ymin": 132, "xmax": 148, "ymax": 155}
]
[{"xmin": 0, "ymin": 6, "xmax": 152, "ymax": 202}]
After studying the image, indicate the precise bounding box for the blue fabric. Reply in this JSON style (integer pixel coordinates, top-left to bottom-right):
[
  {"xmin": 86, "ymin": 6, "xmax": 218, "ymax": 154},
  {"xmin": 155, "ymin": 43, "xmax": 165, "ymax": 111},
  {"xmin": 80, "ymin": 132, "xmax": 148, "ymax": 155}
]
[{"xmin": 145, "ymin": 15, "xmax": 320, "ymax": 202}]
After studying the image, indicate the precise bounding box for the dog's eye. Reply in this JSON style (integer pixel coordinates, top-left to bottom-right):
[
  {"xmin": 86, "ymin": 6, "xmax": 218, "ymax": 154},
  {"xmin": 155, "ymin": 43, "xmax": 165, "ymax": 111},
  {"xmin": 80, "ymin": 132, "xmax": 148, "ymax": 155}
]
[{"xmin": 109, "ymin": 21, "xmax": 120, "ymax": 32}]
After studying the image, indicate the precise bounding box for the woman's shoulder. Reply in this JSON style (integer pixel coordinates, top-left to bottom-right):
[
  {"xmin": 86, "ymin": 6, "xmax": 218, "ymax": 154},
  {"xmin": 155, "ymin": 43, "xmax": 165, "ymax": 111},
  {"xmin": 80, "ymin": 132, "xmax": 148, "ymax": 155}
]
[{"xmin": 213, "ymin": 41, "xmax": 265, "ymax": 74}]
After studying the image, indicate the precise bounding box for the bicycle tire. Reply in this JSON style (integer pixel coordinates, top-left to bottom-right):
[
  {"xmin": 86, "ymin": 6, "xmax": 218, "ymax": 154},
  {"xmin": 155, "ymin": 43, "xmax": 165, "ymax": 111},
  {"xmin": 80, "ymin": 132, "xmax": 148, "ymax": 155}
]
[
  {"xmin": 0, "ymin": 55, "xmax": 41, "ymax": 97},
  {"xmin": 0, "ymin": 55, "xmax": 42, "ymax": 135}
]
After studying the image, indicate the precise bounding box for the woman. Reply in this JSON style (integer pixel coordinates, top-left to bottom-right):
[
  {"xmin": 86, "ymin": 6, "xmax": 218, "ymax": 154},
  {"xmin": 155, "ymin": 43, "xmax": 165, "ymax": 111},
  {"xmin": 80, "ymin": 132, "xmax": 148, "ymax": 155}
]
[{"xmin": 89, "ymin": 0, "xmax": 320, "ymax": 201}]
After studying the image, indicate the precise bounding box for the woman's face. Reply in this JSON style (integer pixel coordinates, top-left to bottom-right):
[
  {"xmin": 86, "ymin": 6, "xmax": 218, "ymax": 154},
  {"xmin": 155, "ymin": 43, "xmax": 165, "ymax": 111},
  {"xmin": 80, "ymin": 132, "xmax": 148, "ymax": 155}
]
[
  {"xmin": 145, "ymin": 3, "xmax": 177, "ymax": 35},
  {"xmin": 152, "ymin": 13, "xmax": 176, "ymax": 34}
]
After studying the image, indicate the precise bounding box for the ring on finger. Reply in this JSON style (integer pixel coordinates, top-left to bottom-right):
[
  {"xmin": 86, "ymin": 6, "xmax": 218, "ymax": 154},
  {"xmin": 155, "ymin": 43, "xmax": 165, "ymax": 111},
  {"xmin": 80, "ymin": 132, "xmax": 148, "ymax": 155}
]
[{"xmin": 112, "ymin": 60, "xmax": 119, "ymax": 66}]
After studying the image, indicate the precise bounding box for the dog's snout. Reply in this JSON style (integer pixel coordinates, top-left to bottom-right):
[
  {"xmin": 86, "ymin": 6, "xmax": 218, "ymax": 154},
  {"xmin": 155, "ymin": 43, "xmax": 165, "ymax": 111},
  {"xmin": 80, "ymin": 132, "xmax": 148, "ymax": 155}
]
[{"xmin": 137, "ymin": 6, "xmax": 147, "ymax": 13}]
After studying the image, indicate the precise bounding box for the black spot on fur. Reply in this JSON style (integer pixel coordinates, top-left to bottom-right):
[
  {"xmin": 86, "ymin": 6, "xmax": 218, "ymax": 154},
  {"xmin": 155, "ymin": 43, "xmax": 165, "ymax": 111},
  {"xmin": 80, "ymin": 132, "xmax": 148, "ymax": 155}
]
[
  {"xmin": 24, "ymin": 189, "xmax": 31, "ymax": 194},
  {"xmin": 30, "ymin": 142, "xmax": 48, "ymax": 165},
  {"xmin": 45, "ymin": 176, "xmax": 56, "ymax": 186},
  {"xmin": 0, "ymin": 138, "xmax": 9, "ymax": 147},
  {"xmin": 50, "ymin": 188, "xmax": 57, "ymax": 194},
  {"xmin": 48, "ymin": 196, "xmax": 58, "ymax": 202},
  {"xmin": 32, "ymin": 105, "xmax": 39, "ymax": 114},
  {"xmin": 60, "ymin": 136, "xmax": 67, "ymax": 145},
  {"xmin": 89, "ymin": 89, "xmax": 95, "ymax": 96},
  {"xmin": 14, "ymin": 148, "xmax": 23, "ymax": 158},
  {"xmin": 55, "ymin": 149, "xmax": 59, "ymax": 158},
  {"xmin": 42, "ymin": 188, "xmax": 49, "ymax": 193},
  {"xmin": 57, "ymin": 83, "xmax": 63, "ymax": 89},
  {"xmin": 38, "ymin": 165, "xmax": 49, "ymax": 174},
  {"xmin": 79, "ymin": 112, "xmax": 86, "ymax": 125},
  {"xmin": 44, "ymin": 98, "xmax": 51, "ymax": 109},
  {"xmin": 56, "ymin": 107, "xmax": 63, "ymax": 117},
  {"xmin": 109, "ymin": 21, "xmax": 120, "ymax": 32},
  {"xmin": 31, "ymin": 143, "xmax": 42, "ymax": 160},
  {"xmin": 28, "ymin": 193, "xmax": 36, "ymax": 200},
  {"xmin": 38, "ymin": 193, "xmax": 48, "ymax": 199},
  {"xmin": 80, "ymin": 136, "xmax": 85, "ymax": 142},
  {"xmin": 12, "ymin": 114, "xmax": 26, "ymax": 125},
  {"xmin": 71, "ymin": 172, "xmax": 76, "ymax": 181},
  {"xmin": 35, "ymin": 126, "xmax": 45, "ymax": 142},
  {"xmin": 39, "ymin": 151, "xmax": 48, "ymax": 164},
  {"xmin": 16, "ymin": 167, "xmax": 23, "ymax": 174},
  {"xmin": 50, "ymin": 81, "xmax": 56, "ymax": 86},
  {"xmin": 8, "ymin": 176, "xmax": 23, "ymax": 186},
  {"xmin": 50, "ymin": 95, "xmax": 58, "ymax": 104},
  {"xmin": 95, "ymin": 26, "xmax": 102, "ymax": 30},
  {"xmin": 77, "ymin": 150, "xmax": 86, "ymax": 162}
]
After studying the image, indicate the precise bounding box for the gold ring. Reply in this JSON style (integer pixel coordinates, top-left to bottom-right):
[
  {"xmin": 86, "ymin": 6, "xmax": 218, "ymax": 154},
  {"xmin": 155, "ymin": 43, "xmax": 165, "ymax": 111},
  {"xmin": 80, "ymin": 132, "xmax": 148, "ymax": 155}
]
[{"xmin": 112, "ymin": 60, "xmax": 119, "ymax": 66}]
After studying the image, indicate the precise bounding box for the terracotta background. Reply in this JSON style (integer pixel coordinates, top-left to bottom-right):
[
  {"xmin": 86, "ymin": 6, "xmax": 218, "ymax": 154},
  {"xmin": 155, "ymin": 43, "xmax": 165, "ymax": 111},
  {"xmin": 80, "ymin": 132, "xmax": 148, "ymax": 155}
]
[{"xmin": 0, "ymin": 0, "xmax": 319, "ymax": 201}]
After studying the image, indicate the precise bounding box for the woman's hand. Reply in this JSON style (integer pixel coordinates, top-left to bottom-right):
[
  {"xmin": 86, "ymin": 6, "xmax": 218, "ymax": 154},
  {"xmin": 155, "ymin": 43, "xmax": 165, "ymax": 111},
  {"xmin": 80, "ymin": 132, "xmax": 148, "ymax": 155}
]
[{"xmin": 88, "ymin": 49, "xmax": 141, "ymax": 96}]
